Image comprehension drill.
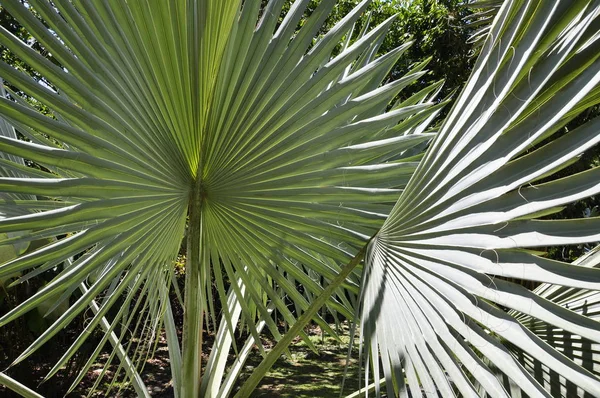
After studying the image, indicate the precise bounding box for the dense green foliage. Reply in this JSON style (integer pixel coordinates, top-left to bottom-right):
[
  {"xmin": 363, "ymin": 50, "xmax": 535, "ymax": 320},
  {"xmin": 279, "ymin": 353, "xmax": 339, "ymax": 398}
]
[{"xmin": 275, "ymin": 0, "xmax": 475, "ymax": 103}]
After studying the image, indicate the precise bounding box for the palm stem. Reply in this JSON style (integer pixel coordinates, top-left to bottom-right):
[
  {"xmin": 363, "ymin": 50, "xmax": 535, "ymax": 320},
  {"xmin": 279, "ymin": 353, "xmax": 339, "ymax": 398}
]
[
  {"xmin": 234, "ymin": 238, "xmax": 372, "ymax": 398},
  {"xmin": 181, "ymin": 180, "xmax": 205, "ymax": 397}
]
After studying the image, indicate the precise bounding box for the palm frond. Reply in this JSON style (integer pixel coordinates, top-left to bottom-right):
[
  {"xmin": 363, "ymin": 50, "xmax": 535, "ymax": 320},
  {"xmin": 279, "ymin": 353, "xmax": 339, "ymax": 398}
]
[
  {"xmin": 464, "ymin": 0, "xmax": 505, "ymax": 54},
  {"xmin": 361, "ymin": 1, "xmax": 600, "ymax": 397},
  {"xmin": 0, "ymin": 0, "xmax": 440, "ymax": 394},
  {"xmin": 500, "ymin": 246, "xmax": 600, "ymax": 397}
]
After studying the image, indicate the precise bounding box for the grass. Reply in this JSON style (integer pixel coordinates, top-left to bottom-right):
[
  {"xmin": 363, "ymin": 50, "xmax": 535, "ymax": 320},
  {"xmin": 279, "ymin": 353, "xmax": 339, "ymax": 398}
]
[{"xmin": 238, "ymin": 324, "xmax": 365, "ymax": 398}]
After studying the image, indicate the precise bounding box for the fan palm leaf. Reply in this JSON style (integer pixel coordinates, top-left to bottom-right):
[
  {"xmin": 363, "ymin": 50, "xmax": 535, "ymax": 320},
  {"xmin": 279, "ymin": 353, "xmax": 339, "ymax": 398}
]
[
  {"xmin": 360, "ymin": 0, "xmax": 600, "ymax": 397},
  {"xmin": 0, "ymin": 0, "xmax": 440, "ymax": 396},
  {"xmin": 502, "ymin": 245, "xmax": 600, "ymax": 397}
]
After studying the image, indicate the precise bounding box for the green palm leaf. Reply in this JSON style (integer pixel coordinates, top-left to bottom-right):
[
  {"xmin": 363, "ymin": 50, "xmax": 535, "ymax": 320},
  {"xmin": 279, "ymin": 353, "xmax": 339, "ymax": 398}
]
[{"xmin": 0, "ymin": 0, "xmax": 439, "ymax": 396}]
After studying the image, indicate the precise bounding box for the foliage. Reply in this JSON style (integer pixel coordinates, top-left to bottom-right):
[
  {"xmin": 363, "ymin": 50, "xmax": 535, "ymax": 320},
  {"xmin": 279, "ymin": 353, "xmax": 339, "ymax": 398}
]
[
  {"xmin": 0, "ymin": 1, "xmax": 599, "ymax": 398},
  {"xmin": 269, "ymin": 0, "xmax": 476, "ymax": 107},
  {"xmin": 544, "ymin": 104, "xmax": 600, "ymax": 261},
  {"xmin": 0, "ymin": 0, "xmax": 439, "ymax": 396},
  {"xmin": 360, "ymin": 1, "xmax": 600, "ymax": 396},
  {"xmin": 370, "ymin": 0, "xmax": 475, "ymax": 102},
  {"xmin": 0, "ymin": 4, "xmax": 54, "ymax": 116}
]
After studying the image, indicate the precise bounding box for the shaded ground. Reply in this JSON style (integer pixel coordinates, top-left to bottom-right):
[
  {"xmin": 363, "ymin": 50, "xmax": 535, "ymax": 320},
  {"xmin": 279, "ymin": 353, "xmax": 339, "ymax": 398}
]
[
  {"xmin": 0, "ymin": 322, "xmax": 363, "ymax": 397},
  {"xmin": 244, "ymin": 327, "xmax": 362, "ymax": 398}
]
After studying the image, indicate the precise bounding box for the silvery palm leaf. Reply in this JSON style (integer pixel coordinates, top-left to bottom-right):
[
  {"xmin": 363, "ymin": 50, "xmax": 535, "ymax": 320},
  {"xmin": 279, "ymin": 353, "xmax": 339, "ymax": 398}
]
[
  {"xmin": 501, "ymin": 246, "xmax": 600, "ymax": 397},
  {"xmin": 0, "ymin": 0, "xmax": 439, "ymax": 396},
  {"xmin": 360, "ymin": 0, "xmax": 600, "ymax": 397}
]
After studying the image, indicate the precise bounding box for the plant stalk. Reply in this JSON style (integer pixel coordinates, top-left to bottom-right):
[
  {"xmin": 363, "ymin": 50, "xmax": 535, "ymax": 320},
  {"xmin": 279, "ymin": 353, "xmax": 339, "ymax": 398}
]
[
  {"xmin": 234, "ymin": 238, "xmax": 372, "ymax": 397},
  {"xmin": 181, "ymin": 180, "xmax": 204, "ymax": 397}
]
